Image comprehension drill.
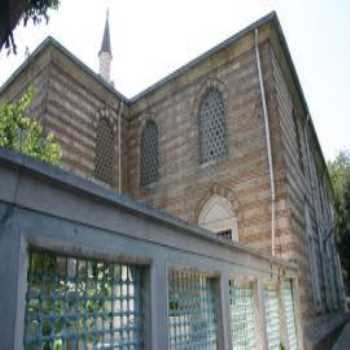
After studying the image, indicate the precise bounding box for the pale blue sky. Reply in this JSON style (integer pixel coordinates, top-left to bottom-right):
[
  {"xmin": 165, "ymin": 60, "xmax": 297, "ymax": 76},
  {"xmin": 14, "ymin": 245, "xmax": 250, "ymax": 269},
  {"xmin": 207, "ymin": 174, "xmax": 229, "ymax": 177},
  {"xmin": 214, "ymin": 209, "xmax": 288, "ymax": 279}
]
[{"xmin": 0, "ymin": 0, "xmax": 349, "ymax": 160}]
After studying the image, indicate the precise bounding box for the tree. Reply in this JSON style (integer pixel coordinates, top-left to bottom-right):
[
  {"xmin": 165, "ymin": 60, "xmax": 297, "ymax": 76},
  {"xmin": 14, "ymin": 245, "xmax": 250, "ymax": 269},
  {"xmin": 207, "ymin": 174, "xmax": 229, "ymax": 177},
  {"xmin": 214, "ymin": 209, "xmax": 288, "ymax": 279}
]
[
  {"xmin": 0, "ymin": 88, "xmax": 61, "ymax": 164},
  {"xmin": 328, "ymin": 150, "xmax": 350, "ymax": 204},
  {"xmin": 336, "ymin": 180, "xmax": 350, "ymax": 290},
  {"xmin": 328, "ymin": 150, "xmax": 350, "ymax": 290},
  {"xmin": 0, "ymin": 0, "xmax": 60, "ymax": 54}
]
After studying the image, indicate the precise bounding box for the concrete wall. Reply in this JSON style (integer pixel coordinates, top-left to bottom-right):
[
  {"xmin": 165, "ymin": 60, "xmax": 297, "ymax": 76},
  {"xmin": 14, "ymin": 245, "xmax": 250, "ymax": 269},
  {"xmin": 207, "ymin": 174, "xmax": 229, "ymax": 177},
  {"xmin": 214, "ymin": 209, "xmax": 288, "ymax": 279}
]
[{"xmin": 0, "ymin": 149, "xmax": 301, "ymax": 350}]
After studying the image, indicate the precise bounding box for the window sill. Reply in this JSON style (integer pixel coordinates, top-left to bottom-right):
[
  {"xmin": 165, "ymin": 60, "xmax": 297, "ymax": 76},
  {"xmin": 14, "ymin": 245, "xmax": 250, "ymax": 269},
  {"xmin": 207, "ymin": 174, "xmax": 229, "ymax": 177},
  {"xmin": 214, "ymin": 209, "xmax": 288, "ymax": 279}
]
[
  {"xmin": 140, "ymin": 181, "xmax": 159, "ymax": 192},
  {"xmin": 199, "ymin": 157, "xmax": 226, "ymax": 169}
]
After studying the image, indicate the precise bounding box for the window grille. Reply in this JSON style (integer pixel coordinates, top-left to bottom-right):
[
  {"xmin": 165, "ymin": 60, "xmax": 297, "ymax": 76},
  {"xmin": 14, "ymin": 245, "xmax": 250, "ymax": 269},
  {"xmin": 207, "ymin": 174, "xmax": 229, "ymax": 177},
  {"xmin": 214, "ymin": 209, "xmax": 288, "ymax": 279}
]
[
  {"xmin": 199, "ymin": 88, "xmax": 226, "ymax": 163},
  {"xmin": 140, "ymin": 121, "xmax": 159, "ymax": 186},
  {"xmin": 229, "ymin": 282, "xmax": 257, "ymax": 350},
  {"xmin": 216, "ymin": 229, "xmax": 232, "ymax": 241},
  {"xmin": 264, "ymin": 287, "xmax": 281, "ymax": 350},
  {"xmin": 95, "ymin": 118, "xmax": 115, "ymax": 186},
  {"xmin": 305, "ymin": 205, "xmax": 322, "ymax": 305},
  {"xmin": 282, "ymin": 281, "xmax": 298, "ymax": 350},
  {"xmin": 292, "ymin": 110, "xmax": 304, "ymax": 174},
  {"xmin": 168, "ymin": 270, "xmax": 218, "ymax": 349},
  {"xmin": 24, "ymin": 249, "xmax": 144, "ymax": 349}
]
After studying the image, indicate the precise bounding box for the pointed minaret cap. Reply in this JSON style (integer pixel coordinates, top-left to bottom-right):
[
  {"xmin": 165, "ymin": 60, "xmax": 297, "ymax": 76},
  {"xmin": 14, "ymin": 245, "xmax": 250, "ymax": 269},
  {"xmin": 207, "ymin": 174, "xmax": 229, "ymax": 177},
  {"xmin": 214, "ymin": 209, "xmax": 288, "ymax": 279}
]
[
  {"xmin": 99, "ymin": 9, "xmax": 112, "ymax": 82},
  {"xmin": 99, "ymin": 9, "xmax": 112, "ymax": 57}
]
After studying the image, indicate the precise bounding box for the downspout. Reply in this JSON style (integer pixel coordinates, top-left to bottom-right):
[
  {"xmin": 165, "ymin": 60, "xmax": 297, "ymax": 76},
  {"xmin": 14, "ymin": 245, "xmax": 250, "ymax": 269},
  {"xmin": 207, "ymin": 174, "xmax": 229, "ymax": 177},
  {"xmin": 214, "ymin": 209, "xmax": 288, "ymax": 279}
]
[
  {"xmin": 118, "ymin": 101, "xmax": 124, "ymax": 193},
  {"xmin": 254, "ymin": 28, "xmax": 277, "ymax": 257}
]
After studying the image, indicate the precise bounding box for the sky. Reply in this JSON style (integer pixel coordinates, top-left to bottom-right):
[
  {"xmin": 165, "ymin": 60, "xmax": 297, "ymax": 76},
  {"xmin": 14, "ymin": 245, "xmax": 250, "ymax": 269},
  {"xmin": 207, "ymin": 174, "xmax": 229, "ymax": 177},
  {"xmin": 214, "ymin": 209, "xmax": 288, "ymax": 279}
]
[{"xmin": 0, "ymin": 0, "xmax": 349, "ymax": 160}]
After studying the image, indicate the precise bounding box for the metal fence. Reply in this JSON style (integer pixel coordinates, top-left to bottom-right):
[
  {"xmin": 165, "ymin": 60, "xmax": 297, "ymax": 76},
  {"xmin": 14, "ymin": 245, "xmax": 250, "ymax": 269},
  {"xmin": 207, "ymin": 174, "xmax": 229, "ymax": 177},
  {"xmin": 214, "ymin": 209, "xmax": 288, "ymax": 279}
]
[
  {"xmin": 22, "ymin": 250, "xmax": 301, "ymax": 350},
  {"xmin": 282, "ymin": 281, "xmax": 298, "ymax": 350},
  {"xmin": 168, "ymin": 270, "xmax": 218, "ymax": 349},
  {"xmin": 264, "ymin": 286, "xmax": 281, "ymax": 350},
  {"xmin": 24, "ymin": 250, "xmax": 144, "ymax": 350},
  {"xmin": 24, "ymin": 255, "xmax": 301, "ymax": 350},
  {"xmin": 229, "ymin": 281, "xmax": 257, "ymax": 350}
]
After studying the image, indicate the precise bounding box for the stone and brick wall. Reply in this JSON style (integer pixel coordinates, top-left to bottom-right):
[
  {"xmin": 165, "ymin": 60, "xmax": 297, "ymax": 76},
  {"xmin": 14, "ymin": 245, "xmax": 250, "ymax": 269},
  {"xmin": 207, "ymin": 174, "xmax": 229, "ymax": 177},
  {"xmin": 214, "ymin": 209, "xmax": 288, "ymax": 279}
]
[
  {"xmin": 127, "ymin": 28, "xmax": 279, "ymax": 256},
  {"xmin": 270, "ymin": 41, "xmax": 344, "ymax": 323},
  {"xmin": 0, "ymin": 42, "xmax": 128, "ymax": 192}
]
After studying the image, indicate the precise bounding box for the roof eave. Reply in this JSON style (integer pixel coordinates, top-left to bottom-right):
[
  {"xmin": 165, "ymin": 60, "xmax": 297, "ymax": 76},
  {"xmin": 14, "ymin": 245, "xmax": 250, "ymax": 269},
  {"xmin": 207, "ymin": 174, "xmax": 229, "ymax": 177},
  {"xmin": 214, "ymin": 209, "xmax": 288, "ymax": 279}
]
[{"xmin": 0, "ymin": 36, "xmax": 128, "ymax": 104}]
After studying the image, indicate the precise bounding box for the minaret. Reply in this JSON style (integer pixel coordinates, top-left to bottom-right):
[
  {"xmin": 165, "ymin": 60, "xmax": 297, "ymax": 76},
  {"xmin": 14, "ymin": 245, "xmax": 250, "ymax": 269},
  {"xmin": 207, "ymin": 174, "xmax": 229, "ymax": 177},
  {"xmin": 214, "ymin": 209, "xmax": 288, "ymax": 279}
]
[{"xmin": 99, "ymin": 9, "xmax": 112, "ymax": 82}]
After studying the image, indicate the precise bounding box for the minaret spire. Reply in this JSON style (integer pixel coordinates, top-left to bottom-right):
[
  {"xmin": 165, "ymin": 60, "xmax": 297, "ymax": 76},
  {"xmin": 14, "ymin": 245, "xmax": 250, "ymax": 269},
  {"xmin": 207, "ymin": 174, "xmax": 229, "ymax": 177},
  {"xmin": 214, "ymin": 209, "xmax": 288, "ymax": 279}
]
[{"xmin": 99, "ymin": 9, "xmax": 112, "ymax": 82}]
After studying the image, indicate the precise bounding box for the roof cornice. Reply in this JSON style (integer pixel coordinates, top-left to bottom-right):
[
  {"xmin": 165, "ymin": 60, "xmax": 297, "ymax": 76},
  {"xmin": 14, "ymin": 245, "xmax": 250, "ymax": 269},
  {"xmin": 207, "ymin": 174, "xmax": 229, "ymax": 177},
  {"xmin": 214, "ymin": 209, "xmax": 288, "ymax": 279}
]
[{"xmin": 0, "ymin": 36, "xmax": 127, "ymax": 103}]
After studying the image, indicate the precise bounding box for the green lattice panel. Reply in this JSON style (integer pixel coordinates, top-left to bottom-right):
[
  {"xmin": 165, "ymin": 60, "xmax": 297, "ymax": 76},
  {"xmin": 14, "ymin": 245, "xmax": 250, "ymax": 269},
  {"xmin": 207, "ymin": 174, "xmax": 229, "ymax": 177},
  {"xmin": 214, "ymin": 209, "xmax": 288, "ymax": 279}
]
[
  {"xmin": 168, "ymin": 270, "xmax": 218, "ymax": 349},
  {"xmin": 229, "ymin": 282, "xmax": 257, "ymax": 350},
  {"xmin": 282, "ymin": 281, "xmax": 298, "ymax": 350},
  {"xmin": 24, "ymin": 249, "xmax": 144, "ymax": 349},
  {"xmin": 264, "ymin": 287, "xmax": 281, "ymax": 350}
]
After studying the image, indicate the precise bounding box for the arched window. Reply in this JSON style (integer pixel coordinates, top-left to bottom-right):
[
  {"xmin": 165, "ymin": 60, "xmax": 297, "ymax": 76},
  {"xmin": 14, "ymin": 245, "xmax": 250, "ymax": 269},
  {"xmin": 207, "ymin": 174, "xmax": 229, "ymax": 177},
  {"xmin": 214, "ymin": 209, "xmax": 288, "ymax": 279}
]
[
  {"xmin": 199, "ymin": 88, "xmax": 226, "ymax": 163},
  {"xmin": 198, "ymin": 195, "xmax": 238, "ymax": 241},
  {"xmin": 140, "ymin": 120, "xmax": 159, "ymax": 186},
  {"xmin": 95, "ymin": 117, "xmax": 115, "ymax": 186}
]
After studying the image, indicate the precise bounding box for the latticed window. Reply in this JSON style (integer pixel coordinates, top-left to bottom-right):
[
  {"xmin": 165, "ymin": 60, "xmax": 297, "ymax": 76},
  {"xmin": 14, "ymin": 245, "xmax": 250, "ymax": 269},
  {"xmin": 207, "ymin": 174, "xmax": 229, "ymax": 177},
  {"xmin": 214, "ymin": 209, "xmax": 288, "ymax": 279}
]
[
  {"xmin": 282, "ymin": 280, "xmax": 298, "ymax": 350},
  {"xmin": 199, "ymin": 88, "xmax": 226, "ymax": 163},
  {"xmin": 305, "ymin": 205, "xmax": 322, "ymax": 306},
  {"xmin": 24, "ymin": 249, "xmax": 144, "ymax": 349},
  {"xmin": 168, "ymin": 269, "xmax": 218, "ymax": 349},
  {"xmin": 292, "ymin": 110, "xmax": 304, "ymax": 174},
  {"xmin": 140, "ymin": 121, "xmax": 159, "ymax": 186},
  {"xmin": 229, "ymin": 281, "xmax": 257, "ymax": 350},
  {"xmin": 95, "ymin": 118, "xmax": 115, "ymax": 186},
  {"xmin": 264, "ymin": 286, "xmax": 281, "ymax": 350}
]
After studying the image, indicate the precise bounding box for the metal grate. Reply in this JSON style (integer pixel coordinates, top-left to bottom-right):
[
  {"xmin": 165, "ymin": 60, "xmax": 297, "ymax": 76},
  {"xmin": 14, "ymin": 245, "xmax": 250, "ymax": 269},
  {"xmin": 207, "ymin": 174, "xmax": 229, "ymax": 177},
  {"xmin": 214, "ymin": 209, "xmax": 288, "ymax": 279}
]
[
  {"xmin": 305, "ymin": 205, "xmax": 322, "ymax": 305},
  {"xmin": 140, "ymin": 120, "xmax": 159, "ymax": 186},
  {"xmin": 264, "ymin": 287, "xmax": 281, "ymax": 350},
  {"xmin": 217, "ymin": 230, "xmax": 232, "ymax": 241},
  {"xmin": 229, "ymin": 282, "xmax": 257, "ymax": 350},
  {"xmin": 282, "ymin": 281, "xmax": 298, "ymax": 350},
  {"xmin": 24, "ymin": 249, "xmax": 144, "ymax": 349},
  {"xmin": 168, "ymin": 270, "xmax": 218, "ymax": 349},
  {"xmin": 95, "ymin": 118, "xmax": 115, "ymax": 186},
  {"xmin": 199, "ymin": 88, "xmax": 226, "ymax": 163}
]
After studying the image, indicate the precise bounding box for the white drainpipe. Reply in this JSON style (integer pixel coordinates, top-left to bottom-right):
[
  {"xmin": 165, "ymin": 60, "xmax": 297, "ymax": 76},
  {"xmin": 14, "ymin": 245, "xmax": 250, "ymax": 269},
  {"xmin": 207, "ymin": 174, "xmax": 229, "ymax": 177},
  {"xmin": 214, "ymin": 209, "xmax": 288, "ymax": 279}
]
[
  {"xmin": 118, "ymin": 101, "xmax": 124, "ymax": 193},
  {"xmin": 254, "ymin": 28, "xmax": 277, "ymax": 257}
]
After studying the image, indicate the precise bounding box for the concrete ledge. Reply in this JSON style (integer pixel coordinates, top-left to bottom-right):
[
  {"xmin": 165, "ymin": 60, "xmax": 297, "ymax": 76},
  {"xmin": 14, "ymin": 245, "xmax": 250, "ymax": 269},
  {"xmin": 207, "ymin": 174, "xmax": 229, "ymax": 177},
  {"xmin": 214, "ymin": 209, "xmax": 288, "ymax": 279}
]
[{"xmin": 0, "ymin": 147, "xmax": 297, "ymax": 273}]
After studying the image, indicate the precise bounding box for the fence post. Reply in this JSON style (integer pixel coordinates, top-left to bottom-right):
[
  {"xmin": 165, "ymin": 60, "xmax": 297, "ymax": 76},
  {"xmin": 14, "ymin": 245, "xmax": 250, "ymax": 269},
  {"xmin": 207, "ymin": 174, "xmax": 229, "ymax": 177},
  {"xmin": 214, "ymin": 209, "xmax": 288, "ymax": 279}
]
[
  {"xmin": 278, "ymin": 279, "xmax": 290, "ymax": 350},
  {"xmin": 148, "ymin": 257, "xmax": 169, "ymax": 350},
  {"xmin": 0, "ymin": 205, "xmax": 27, "ymax": 350},
  {"xmin": 293, "ymin": 277, "xmax": 305, "ymax": 350},
  {"xmin": 254, "ymin": 278, "xmax": 268, "ymax": 350},
  {"xmin": 216, "ymin": 271, "xmax": 232, "ymax": 350}
]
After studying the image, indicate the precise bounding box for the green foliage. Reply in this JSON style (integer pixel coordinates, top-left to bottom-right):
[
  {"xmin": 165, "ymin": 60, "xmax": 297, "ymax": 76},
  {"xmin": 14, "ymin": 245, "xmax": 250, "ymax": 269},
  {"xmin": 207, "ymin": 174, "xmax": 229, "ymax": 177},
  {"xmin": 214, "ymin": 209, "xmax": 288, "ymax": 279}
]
[
  {"xmin": 23, "ymin": 0, "xmax": 60, "ymax": 27},
  {"xmin": 328, "ymin": 150, "xmax": 350, "ymax": 290},
  {"xmin": 0, "ymin": 88, "xmax": 61, "ymax": 164},
  {"xmin": 328, "ymin": 150, "xmax": 350, "ymax": 204},
  {"xmin": 2, "ymin": 0, "xmax": 60, "ymax": 54}
]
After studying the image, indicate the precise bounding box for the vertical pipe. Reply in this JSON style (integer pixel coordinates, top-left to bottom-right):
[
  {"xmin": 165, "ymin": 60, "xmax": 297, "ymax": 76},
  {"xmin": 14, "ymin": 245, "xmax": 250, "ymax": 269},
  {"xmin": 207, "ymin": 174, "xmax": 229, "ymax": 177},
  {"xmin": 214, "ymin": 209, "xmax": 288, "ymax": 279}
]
[
  {"xmin": 254, "ymin": 28, "xmax": 277, "ymax": 257},
  {"xmin": 118, "ymin": 101, "xmax": 124, "ymax": 193}
]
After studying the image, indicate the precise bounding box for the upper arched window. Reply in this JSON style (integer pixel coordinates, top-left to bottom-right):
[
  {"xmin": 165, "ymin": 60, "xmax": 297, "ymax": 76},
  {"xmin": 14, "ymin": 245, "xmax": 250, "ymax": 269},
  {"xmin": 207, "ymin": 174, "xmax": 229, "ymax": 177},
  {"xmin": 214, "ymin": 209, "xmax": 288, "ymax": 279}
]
[
  {"xmin": 198, "ymin": 195, "xmax": 238, "ymax": 241},
  {"xmin": 140, "ymin": 120, "xmax": 159, "ymax": 186},
  {"xmin": 95, "ymin": 117, "xmax": 115, "ymax": 186},
  {"xmin": 199, "ymin": 88, "xmax": 226, "ymax": 163}
]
